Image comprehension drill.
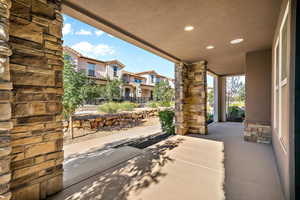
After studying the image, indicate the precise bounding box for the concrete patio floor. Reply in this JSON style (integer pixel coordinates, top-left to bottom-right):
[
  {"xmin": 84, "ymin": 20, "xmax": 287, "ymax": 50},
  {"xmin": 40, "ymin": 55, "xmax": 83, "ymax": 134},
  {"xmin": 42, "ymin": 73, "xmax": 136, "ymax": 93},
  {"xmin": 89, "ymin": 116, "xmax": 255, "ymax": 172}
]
[{"xmin": 49, "ymin": 123, "xmax": 284, "ymax": 200}]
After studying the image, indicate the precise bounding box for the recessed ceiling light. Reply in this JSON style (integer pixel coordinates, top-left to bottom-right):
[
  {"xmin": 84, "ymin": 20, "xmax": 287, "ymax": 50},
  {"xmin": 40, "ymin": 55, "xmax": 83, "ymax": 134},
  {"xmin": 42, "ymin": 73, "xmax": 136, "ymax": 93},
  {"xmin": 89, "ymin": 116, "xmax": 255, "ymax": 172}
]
[
  {"xmin": 230, "ymin": 38, "xmax": 244, "ymax": 44},
  {"xmin": 206, "ymin": 45, "xmax": 215, "ymax": 50},
  {"xmin": 184, "ymin": 25, "xmax": 194, "ymax": 31}
]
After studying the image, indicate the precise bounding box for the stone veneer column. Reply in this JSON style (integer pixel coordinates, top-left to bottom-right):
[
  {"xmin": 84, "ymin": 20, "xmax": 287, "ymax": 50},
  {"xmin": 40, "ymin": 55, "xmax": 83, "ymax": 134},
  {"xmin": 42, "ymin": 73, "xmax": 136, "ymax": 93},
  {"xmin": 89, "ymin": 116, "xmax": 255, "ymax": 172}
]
[
  {"xmin": 175, "ymin": 62, "xmax": 188, "ymax": 135},
  {"xmin": 0, "ymin": 1, "xmax": 13, "ymax": 200},
  {"xmin": 175, "ymin": 61, "xmax": 207, "ymax": 135},
  {"xmin": 8, "ymin": 0, "xmax": 64, "ymax": 199}
]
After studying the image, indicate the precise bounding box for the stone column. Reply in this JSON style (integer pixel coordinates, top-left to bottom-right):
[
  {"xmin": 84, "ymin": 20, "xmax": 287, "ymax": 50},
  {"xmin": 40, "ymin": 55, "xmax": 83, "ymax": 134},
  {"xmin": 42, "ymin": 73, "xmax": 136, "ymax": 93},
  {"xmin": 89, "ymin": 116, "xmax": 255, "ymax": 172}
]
[
  {"xmin": 175, "ymin": 62, "xmax": 188, "ymax": 135},
  {"xmin": 9, "ymin": 0, "xmax": 64, "ymax": 199},
  {"xmin": 175, "ymin": 61, "xmax": 207, "ymax": 135},
  {"xmin": 0, "ymin": 1, "xmax": 13, "ymax": 200}
]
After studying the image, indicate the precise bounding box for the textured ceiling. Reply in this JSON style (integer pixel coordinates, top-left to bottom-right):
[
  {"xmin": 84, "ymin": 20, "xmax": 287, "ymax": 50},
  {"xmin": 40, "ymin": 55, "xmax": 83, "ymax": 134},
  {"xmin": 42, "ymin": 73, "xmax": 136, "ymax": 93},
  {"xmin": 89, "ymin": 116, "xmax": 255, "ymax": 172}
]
[{"xmin": 63, "ymin": 0, "xmax": 281, "ymax": 75}]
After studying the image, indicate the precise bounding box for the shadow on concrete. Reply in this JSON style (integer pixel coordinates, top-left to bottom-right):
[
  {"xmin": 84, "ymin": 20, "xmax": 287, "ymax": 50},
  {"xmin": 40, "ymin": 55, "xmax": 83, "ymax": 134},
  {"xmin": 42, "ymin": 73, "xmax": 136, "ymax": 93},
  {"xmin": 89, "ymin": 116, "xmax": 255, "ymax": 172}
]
[
  {"xmin": 64, "ymin": 132, "xmax": 168, "ymax": 162},
  {"xmin": 49, "ymin": 138, "xmax": 184, "ymax": 200},
  {"xmin": 188, "ymin": 122, "xmax": 285, "ymax": 200}
]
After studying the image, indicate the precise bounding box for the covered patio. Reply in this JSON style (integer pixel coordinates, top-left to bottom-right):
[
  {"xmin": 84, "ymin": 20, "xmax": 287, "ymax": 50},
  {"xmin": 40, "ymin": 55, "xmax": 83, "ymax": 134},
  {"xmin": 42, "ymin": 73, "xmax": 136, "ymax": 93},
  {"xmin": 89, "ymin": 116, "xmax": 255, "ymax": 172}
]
[
  {"xmin": 49, "ymin": 123, "xmax": 284, "ymax": 200},
  {"xmin": 0, "ymin": 0, "xmax": 298, "ymax": 199}
]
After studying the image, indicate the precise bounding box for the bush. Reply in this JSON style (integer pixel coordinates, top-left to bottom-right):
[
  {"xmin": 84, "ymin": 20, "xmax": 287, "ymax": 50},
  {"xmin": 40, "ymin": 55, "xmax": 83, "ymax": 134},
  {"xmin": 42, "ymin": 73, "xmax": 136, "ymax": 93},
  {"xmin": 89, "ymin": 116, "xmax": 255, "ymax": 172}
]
[
  {"xmin": 119, "ymin": 101, "xmax": 137, "ymax": 111},
  {"xmin": 207, "ymin": 113, "xmax": 214, "ymax": 124},
  {"xmin": 158, "ymin": 101, "xmax": 172, "ymax": 107},
  {"xmin": 158, "ymin": 109, "xmax": 175, "ymax": 134},
  {"xmin": 98, "ymin": 102, "xmax": 120, "ymax": 114},
  {"xmin": 227, "ymin": 106, "xmax": 245, "ymax": 122},
  {"xmin": 147, "ymin": 101, "xmax": 159, "ymax": 108}
]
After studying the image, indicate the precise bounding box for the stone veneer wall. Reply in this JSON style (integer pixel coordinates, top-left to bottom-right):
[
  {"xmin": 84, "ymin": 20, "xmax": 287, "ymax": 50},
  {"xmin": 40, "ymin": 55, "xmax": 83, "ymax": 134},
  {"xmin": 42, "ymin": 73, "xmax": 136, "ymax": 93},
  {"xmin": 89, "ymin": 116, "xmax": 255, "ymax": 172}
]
[
  {"xmin": 175, "ymin": 61, "xmax": 207, "ymax": 135},
  {"xmin": 8, "ymin": 0, "xmax": 63, "ymax": 199},
  {"xmin": 69, "ymin": 108, "xmax": 160, "ymax": 134},
  {"xmin": 0, "ymin": 1, "xmax": 13, "ymax": 200},
  {"xmin": 244, "ymin": 122, "xmax": 272, "ymax": 144}
]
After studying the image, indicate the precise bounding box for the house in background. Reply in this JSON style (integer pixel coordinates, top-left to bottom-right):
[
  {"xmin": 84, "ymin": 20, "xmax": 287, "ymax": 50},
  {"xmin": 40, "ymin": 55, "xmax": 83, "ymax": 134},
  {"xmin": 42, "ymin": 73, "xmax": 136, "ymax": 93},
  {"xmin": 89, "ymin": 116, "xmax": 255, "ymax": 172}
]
[
  {"xmin": 64, "ymin": 46, "xmax": 125, "ymax": 85},
  {"xmin": 121, "ymin": 70, "xmax": 146, "ymax": 98},
  {"xmin": 64, "ymin": 46, "xmax": 174, "ymax": 100}
]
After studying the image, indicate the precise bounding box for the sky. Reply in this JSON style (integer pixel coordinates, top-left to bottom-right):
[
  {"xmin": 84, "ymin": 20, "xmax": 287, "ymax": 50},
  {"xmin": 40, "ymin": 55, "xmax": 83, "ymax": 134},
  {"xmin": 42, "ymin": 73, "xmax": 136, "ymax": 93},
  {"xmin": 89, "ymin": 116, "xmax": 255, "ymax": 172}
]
[
  {"xmin": 62, "ymin": 14, "xmax": 175, "ymax": 78},
  {"xmin": 62, "ymin": 14, "xmax": 214, "ymax": 87}
]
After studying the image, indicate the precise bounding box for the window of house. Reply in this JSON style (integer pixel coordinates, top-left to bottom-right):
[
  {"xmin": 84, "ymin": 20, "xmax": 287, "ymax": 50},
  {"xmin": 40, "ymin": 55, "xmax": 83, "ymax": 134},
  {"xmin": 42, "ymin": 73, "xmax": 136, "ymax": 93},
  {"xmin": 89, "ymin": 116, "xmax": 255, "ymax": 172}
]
[
  {"xmin": 151, "ymin": 75, "xmax": 155, "ymax": 83},
  {"xmin": 134, "ymin": 79, "xmax": 142, "ymax": 83},
  {"xmin": 281, "ymin": 17, "xmax": 288, "ymax": 82},
  {"xmin": 156, "ymin": 78, "xmax": 160, "ymax": 83},
  {"xmin": 88, "ymin": 63, "xmax": 95, "ymax": 77},
  {"xmin": 113, "ymin": 66, "xmax": 118, "ymax": 77},
  {"xmin": 274, "ymin": 2, "xmax": 289, "ymax": 152}
]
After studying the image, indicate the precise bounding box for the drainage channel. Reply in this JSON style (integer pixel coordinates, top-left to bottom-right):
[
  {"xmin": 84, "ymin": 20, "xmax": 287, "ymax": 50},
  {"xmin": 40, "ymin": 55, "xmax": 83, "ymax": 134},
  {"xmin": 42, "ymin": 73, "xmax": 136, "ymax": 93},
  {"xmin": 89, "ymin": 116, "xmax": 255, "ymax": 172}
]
[{"xmin": 113, "ymin": 132, "xmax": 172, "ymax": 149}]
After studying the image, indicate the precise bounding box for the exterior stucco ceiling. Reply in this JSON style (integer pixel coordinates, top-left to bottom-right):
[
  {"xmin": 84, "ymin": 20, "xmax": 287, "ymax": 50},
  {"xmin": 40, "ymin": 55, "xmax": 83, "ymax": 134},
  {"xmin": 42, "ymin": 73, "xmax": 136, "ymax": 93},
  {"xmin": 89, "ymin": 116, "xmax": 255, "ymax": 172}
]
[{"xmin": 62, "ymin": 0, "xmax": 281, "ymax": 75}]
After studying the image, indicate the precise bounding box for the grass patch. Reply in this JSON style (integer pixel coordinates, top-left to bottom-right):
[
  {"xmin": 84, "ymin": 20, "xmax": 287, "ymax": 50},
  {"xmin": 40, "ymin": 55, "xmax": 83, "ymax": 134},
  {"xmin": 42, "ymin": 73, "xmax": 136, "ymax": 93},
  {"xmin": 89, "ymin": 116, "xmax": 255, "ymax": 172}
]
[{"xmin": 98, "ymin": 101, "xmax": 138, "ymax": 114}]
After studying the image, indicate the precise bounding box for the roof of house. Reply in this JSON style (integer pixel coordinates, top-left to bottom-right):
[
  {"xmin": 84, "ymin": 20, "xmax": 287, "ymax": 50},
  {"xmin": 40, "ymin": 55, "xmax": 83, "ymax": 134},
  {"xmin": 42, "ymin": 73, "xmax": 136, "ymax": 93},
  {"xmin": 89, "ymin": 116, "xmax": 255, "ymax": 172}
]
[
  {"xmin": 64, "ymin": 46, "xmax": 125, "ymax": 66},
  {"xmin": 64, "ymin": 46, "xmax": 173, "ymax": 80},
  {"xmin": 122, "ymin": 70, "xmax": 146, "ymax": 79},
  {"xmin": 106, "ymin": 60, "xmax": 126, "ymax": 69},
  {"xmin": 135, "ymin": 70, "xmax": 171, "ymax": 80}
]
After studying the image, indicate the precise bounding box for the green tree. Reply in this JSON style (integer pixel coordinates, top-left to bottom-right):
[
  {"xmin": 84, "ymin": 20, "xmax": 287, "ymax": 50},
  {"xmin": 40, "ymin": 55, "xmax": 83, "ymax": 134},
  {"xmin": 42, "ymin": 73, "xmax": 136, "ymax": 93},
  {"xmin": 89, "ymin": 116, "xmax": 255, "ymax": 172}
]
[
  {"xmin": 227, "ymin": 76, "xmax": 244, "ymax": 106},
  {"xmin": 103, "ymin": 78, "xmax": 123, "ymax": 101},
  {"xmin": 82, "ymin": 81, "xmax": 104, "ymax": 104},
  {"xmin": 207, "ymin": 89, "xmax": 214, "ymax": 107},
  {"xmin": 153, "ymin": 80, "xmax": 174, "ymax": 103},
  {"xmin": 63, "ymin": 54, "xmax": 88, "ymax": 119}
]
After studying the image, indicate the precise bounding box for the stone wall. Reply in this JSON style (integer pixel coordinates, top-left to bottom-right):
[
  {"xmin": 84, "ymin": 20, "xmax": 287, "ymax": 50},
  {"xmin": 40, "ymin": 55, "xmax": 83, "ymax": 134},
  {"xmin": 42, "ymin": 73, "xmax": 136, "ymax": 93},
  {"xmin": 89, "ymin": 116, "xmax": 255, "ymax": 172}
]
[
  {"xmin": 175, "ymin": 61, "xmax": 207, "ymax": 135},
  {"xmin": 0, "ymin": 1, "xmax": 13, "ymax": 199},
  {"xmin": 8, "ymin": 0, "xmax": 64, "ymax": 199},
  {"xmin": 68, "ymin": 108, "xmax": 160, "ymax": 135},
  {"xmin": 244, "ymin": 122, "xmax": 272, "ymax": 144}
]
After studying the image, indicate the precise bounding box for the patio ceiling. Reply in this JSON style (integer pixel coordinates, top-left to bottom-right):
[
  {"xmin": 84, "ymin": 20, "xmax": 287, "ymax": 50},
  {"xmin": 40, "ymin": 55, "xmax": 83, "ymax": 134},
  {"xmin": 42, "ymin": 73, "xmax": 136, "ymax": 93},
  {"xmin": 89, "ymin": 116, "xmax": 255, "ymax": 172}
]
[{"xmin": 62, "ymin": 0, "xmax": 281, "ymax": 75}]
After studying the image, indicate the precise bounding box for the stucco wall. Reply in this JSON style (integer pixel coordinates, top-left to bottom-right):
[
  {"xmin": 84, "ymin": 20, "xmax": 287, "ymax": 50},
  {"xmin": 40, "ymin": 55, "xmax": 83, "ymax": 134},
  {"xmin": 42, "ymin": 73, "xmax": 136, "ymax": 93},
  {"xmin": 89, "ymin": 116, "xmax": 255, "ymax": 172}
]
[
  {"xmin": 271, "ymin": 0, "xmax": 292, "ymax": 199},
  {"xmin": 77, "ymin": 58, "xmax": 106, "ymax": 78},
  {"xmin": 245, "ymin": 49, "xmax": 272, "ymax": 124}
]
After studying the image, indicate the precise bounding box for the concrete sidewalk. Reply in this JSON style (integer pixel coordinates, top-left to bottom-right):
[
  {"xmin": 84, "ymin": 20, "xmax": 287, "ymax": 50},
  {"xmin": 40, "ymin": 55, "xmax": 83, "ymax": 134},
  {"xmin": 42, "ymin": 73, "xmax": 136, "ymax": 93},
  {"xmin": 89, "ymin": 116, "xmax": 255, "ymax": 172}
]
[
  {"xmin": 64, "ymin": 123, "xmax": 161, "ymax": 159},
  {"xmin": 50, "ymin": 123, "xmax": 284, "ymax": 200},
  {"xmin": 51, "ymin": 134, "xmax": 225, "ymax": 200}
]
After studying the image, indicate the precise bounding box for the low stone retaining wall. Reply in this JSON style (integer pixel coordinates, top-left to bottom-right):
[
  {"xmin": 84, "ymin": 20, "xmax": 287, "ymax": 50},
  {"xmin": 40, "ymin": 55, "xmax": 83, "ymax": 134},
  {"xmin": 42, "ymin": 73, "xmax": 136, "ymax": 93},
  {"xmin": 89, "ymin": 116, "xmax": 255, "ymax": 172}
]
[
  {"xmin": 244, "ymin": 122, "xmax": 272, "ymax": 144},
  {"xmin": 64, "ymin": 108, "xmax": 161, "ymax": 134}
]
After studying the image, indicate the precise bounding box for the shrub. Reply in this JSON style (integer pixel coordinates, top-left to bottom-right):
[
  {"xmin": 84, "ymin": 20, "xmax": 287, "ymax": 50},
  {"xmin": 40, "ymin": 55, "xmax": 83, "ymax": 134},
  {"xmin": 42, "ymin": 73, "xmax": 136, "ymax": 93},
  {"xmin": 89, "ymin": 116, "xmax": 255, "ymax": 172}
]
[
  {"xmin": 147, "ymin": 101, "xmax": 159, "ymax": 108},
  {"xmin": 227, "ymin": 106, "xmax": 245, "ymax": 122},
  {"xmin": 119, "ymin": 101, "xmax": 137, "ymax": 111},
  {"xmin": 158, "ymin": 109, "xmax": 175, "ymax": 134},
  {"xmin": 158, "ymin": 101, "xmax": 172, "ymax": 107},
  {"xmin": 98, "ymin": 102, "xmax": 120, "ymax": 114},
  {"xmin": 207, "ymin": 113, "xmax": 214, "ymax": 124}
]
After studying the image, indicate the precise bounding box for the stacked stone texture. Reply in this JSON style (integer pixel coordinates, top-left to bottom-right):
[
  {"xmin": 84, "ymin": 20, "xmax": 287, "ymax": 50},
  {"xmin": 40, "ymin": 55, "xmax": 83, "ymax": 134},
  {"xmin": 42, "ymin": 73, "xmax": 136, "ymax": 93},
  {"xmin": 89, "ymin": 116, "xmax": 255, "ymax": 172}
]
[
  {"xmin": 175, "ymin": 61, "xmax": 207, "ymax": 135},
  {"xmin": 244, "ymin": 122, "xmax": 272, "ymax": 144},
  {"xmin": 8, "ymin": 0, "xmax": 63, "ymax": 199},
  {"xmin": 0, "ymin": 1, "xmax": 13, "ymax": 199},
  {"xmin": 69, "ymin": 108, "xmax": 160, "ymax": 133}
]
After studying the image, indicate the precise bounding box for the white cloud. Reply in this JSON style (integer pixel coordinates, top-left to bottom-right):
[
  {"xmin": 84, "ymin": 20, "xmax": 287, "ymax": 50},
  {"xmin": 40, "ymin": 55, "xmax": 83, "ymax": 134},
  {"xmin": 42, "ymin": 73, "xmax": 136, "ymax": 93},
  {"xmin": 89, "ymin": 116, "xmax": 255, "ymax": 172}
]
[
  {"xmin": 71, "ymin": 41, "xmax": 115, "ymax": 57},
  {"xmin": 95, "ymin": 30, "xmax": 104, "ymax": 36},
  {"xmin": 107, "ymin": 34, "xmax": 115, "ymax": 38},
  {"xmin": 62, "ymin": 23, "xmax": 72, "ymax": 35},
  {"xmin": 75, "ymin": 29, "xmax": 92, "ymax": 35}
]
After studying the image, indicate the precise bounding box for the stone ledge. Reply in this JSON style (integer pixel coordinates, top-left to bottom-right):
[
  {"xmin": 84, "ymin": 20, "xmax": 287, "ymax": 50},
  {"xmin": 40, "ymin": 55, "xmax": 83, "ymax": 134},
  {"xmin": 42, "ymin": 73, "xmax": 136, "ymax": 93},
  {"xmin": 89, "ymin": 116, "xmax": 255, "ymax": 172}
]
[{"xmin": 244, "ymin": 122, "xmax": 272, "ymax": 144}]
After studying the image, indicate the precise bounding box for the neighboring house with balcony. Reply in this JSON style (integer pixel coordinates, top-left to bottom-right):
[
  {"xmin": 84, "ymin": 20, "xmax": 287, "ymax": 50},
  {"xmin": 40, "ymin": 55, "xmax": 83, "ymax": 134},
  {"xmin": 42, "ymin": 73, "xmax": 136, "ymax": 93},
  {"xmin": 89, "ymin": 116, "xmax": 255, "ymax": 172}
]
[
  {"xmin": 64, "ymin": 46, "xmax": 125, "ymax": 85},
  {"xmin": 64, "ymin": 46, "xmax": 174, "ymax": 100}
]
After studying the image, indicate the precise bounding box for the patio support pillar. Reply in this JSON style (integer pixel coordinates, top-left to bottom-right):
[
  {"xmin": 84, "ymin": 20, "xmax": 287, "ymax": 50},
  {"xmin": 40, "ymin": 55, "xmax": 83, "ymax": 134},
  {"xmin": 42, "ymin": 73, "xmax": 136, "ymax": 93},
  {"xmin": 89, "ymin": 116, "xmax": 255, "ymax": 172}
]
[
  {"xmin": 0, "ymin": 1, "xmax": 13, "ymax": 200},
  {"xmin": 8, "ymin": 0, "xmax": 64, "ymax": 199},
  {"xmin": 244, "ymin": 49, "xmax": 272, "ymax": 143},
  {"xmin": 217, "ymin": 76, "xmax": 227, "ymax": 122},
  {"xmin": 175, "ymin": 61, "xmax": 207, "ymax": 135}
]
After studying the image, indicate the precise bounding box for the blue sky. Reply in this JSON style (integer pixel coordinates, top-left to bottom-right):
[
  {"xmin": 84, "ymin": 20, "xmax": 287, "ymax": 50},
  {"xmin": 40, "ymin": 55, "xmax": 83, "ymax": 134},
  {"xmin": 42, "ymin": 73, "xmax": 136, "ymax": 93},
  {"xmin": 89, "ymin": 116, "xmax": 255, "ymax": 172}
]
[
  {"xmin": 62, "ymin": 14, "xmax": 214, "ymax": 87},
  {"xmin": 62, "ymin": 14, "xmax": 175, "ymax": 78}
]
